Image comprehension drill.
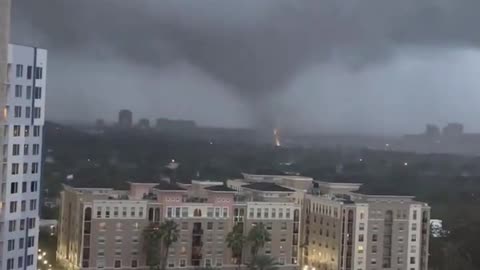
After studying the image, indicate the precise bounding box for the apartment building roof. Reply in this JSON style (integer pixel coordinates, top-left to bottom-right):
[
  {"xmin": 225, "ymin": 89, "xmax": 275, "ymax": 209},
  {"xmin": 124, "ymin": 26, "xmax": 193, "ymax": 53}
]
[
  {"xmin": 243, "ymin": 182, "xmax": 295, "ymax": 192},
  {"xmin": 204, "ymin": 185, "xmax": 236, "ymax": 192}
]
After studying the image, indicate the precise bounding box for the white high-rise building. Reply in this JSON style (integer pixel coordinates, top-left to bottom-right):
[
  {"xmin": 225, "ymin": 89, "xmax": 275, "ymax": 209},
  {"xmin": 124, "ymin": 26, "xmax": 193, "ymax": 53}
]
[{"xmin": 0, "ymin": 44, "xmax": 47, "ymax": 270}]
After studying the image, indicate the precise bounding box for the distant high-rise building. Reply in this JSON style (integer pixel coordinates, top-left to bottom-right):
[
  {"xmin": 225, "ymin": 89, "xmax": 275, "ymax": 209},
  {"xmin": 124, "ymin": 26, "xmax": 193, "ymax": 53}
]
[
  {"xmin": 425, "ymin": 124, "xmax": 440, "ymax": 138},
  {"xmin": 442, "ymin": 123, "xmax": 463, "ymax": 137},
  {"xmin": 1, "ymin": 43, "xmax": 48, "ymax": 270},
  {"xmin": 137, "ymin": 118, "xmax": 150, "ymax": 129},
  {"xmin": 118, "ymin": 109, "xmax": 133, "ymax": 128}
]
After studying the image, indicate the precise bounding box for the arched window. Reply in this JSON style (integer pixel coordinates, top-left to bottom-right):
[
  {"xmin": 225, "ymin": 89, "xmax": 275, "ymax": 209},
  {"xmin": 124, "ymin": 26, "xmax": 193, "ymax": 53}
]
[
  {"xmin": 148, "ymin": 208, "xmax": 154, "ymax": 221},
  {"xmin": 194, "ymin": 209, "xmax": 202, "ymax": 217}
]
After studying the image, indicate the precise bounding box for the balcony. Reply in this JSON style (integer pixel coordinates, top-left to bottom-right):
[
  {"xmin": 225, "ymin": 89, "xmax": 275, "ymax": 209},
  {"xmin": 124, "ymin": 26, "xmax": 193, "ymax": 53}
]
[{"xmin": 192, "ymin": 228, "xmax": 203, "ymax": 235}]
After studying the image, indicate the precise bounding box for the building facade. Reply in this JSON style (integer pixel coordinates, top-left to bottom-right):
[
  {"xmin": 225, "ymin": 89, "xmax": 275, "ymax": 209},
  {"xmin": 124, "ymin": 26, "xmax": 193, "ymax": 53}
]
[
  {"xmin": 57, "ymin": 174, "xmax": 430, "ymax": 270},
  {"xmin": 302, "ymin": 182, "xmax": 430, "ymax": 270},
  {"xmin": 0, "ymin": 44, "xmax": 47, "ymax": 270},
  {"xmin": 57, "ymin": 180, "xmax": 301, "ymax": 270}
]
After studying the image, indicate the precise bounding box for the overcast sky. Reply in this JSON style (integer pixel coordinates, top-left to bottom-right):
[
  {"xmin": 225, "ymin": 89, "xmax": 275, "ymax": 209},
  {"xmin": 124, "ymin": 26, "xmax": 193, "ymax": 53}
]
[{"xmin": 10, "ymin": 0, "xmax": 480, "ymax": 134}]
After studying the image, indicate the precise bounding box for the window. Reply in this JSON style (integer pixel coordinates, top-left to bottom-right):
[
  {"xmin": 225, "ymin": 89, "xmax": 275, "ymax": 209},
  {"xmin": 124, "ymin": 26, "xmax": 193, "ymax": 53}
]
[
  {"xmin": 33, "ymin": 126, "xmax": 40, "ymax": 136},
  {"xmin": 122, "ymin": 207, "xmax": 127, "ymax": 217},
  {"xmin": 359, "ymin": 222, "xmax": 365, "ymax": 230},
  {"xmin": 168, "ymin": 260, "xmax": 175, "ymax": 267},
  {"xmin": 27, "ymin": 236, "xmax": 34, "ymax": 247},
  {"xmin": 10, "ymin": 182, "xmax": 18, "ymax": 194},
  {"xmin": 33, "ymin": 144, "xmax": 40, "ymax": 155},
  {"xmin": 25, "ymin": 107, "xmax": 30, "ymax": 118},
  {"xmin": 15, "ymin": 85, "xmax": 22, "ymax": 97},
  {"xmin": 14, "ymin": 106, "xmax": 21, "ymax": 118},
  {"xmin": 27, "ymin": 255, "xmax": 34, "ymax": 266},
  {"xmin": 24, "ymin": 126, "xmax": 30, "ymax": 136},
  {"xmin": 410, "ymin": 257, "xmax": 416, "ymax": 264},
  {"xmin": 357, "ymin": 245, "xmax": 364, "ymax": 253},
  {"xmin": 7, "ymin": 258, "xmax": 14, "ymax": 270},
  {"xmin": 411, "ymin": 223, "xmax": 417, "ymax": 231},
  {"xmin": 8, "ymin": 220, "xmax": 16, "ymax": 232},
  {"xmin": 175, "ymin": 207, "xmax": 181, "ymax": 218},
  {"xmin": 205, "ymin": 259, "xmax": 212, "ymax": 267},
  {"xmin": 223, "ymin": 207, "xmax": 228, "ymax": 217},
  {"xmin": 281, "ymin": 222, "xmax": 287, "ymax": 230},
  {"xmin": 16, "ymin": 64, "xmax": 23, "ymax": 77},
  {"xmin": 182, "ymin": 207, "xmax": 188, "ymax": 217},
  {"xmin": 20, "ymin": 219, "xmax": 25, "ymax": 230},
  {"xmin": 10, "ymin": 201, "xmax": 17, "ymax": 213},
  {"xmin": 207, "ymin": 207, "xmax": 214, "ymax": 217},
  {"xmin": 399, "ymin": 223, "xmax": 404, "ymax": 231},
  {"xmin": 286, "ymin": 208, "xmax": 291, "ymax": 218},
  {"xmin": 256, "ymin": 208, "xmax": 261, "ymax": 218},
  {"xmin": 215, "ymin": 208, "xmax": 220, "ymax": 217},
  {"xmin": 413, "ymin": 210, "xmax": 417, "ymax": 220},
  {"xmin": 22, "ymin": 181, "xmax": 27, "ymax": 192},
  {"xmin": 180, "ymin": 259, "xmax": 186, "ymax": 267},
  {"xmin": 358, "ymin": 234, "xmax": 364, "ymax": 242},
  {"xmin": 12, "ymin": 144, "xmax": 19, "ymax": 156},
  {"xmin": 31, "ymin": 163, "xmax": 39, "ymax": 174},
  {"xmin": 167, "ymin": 207, "xmax": 172, "ymax": 218},
  {"xmin": 114, "ymin": 207, "xmax": 119, "ymax": 217},
  {"xmin": 35, "ymin": 67, "xmax": 43, "ymax": 79},
  {"xmin": 411, "ymin": 245, "xmax": 417, "ymax": 253},
  {"xmin": 33, "ymin": 107, "xmax": 41, "ymax": 119},
  {"xmin": 266, "ymin": 222, "xmax": 272, "ymax": 230},
  {"xmin": 217, "ymin": 222, "xmax": 224, "ymax": 230},
  {"xmin": 18, "ymin": 256, "xmax": 23, "ymax": 268},
  {"xmin": 279, "ymin": 208, "xmax": 283, "ymax": 218},
  {"xmin": 26, "ymin": 86, "xmax": 32, "ymax": 99},
  {"xmin": 181, "ymin": 222, "xmax": 188, "ymax": 230},
  {"xmin": 115, "ymin": 249, "xmax": 122, "ymax": 256},
  {"xmin": 13, "ymin": 125, "xmax": 20, "ymax": 136},
  {"xmin": 249, "ymin": 209, "xmax": 254, "ymax": 218},
  {"xmin": 132, "ymin": 237, "xmax": 139, "ymax": 244},
  {"xmin": 105, "ymin": 207, "xmax": 110, "ymax": 218},
  {"xmin": 29, "ymin": 199, "xmax": 37, "ymax": 210},
  {"xmin": 115, "ymin": 236, "xmax": 122, "ymax": 244},
  {"xmin": 114, "ymin": 260, "xmax": 121, "ymax": 268},
  {"xmin": 271, "ymin": 208, "xmax": 276, "ymax": 218},
  {"xmin": 411, "ymin": 234, "xmax": 417, "ymax": 242},
  {"xmin": 19, "ymin": 238, "xmax": 24, "ymax": 249},
  {"xmin": 371, "ymin": 258, "xmax": 377, "ymax": 265},
  {"xmin": 131, "ymin": 260, "xmax": 138, "ymax": 268},
  {"xmin": 207, "ymin": 222, "xmax": 213, "ymax": 230},
  {"xmin": 34, "ymin": 87, "xmax": 42, "ymax": 99},
  {"xmin": 24, "ymin": 144, "xmax": 29, "ymax": 155},
  {"xmin": 98, "ymin": 238, "xmax": 105, "ymax": 245},
  {"xmin": 30, "ymin": 181, "xmax": 38, "ymax": 192},
  {"xmin": 8, "ymin": 239, "xmax": 15, "ymax": 251},
  {"xmin": 397, "ymin": 256, "xmax": 404, "ymax": 264},
  {"xmin": 21, "ymin": 200, "xmax": 26, "ymax": 211},
  {"xmin": 372, "ymin": 245, "xmax": 377, "ymax": 253},
  {"xmin": 372, "ymin": 234, "xmax": 378, "ymax": 242}
]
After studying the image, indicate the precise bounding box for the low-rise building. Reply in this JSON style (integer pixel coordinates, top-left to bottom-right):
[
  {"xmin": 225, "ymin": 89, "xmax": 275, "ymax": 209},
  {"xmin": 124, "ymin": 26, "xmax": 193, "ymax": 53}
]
[{"xmin": 56, "ymin": 180, "xmax": 301, "ymax": 270}]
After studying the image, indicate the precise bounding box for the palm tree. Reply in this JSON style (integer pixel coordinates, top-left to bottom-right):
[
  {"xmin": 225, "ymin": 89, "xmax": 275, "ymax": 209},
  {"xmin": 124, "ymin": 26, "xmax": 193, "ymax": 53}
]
[
  {"xmin": 247, "ymin": 223, "xmax": 271, "ymax": 259},
  {"xmin": 159, "ymin": 220, "xmax": 179, "ymax": 270},
  {"xmin": 249, "ymin": 255, "xmax": 279, "ymax": 270},
  {"xmin": 143, "ymin": 222, "xmax": 162, "ymax": 270},
  {"xmin": 226, "ymin": 223, "xmax": 246, "ymax": 270}
]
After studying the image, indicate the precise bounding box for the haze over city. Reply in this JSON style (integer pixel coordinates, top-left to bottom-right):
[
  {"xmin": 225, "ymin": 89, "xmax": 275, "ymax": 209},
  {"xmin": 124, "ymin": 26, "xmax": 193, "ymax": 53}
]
[{"xmin": 11, "ymin": 0, "xmax": 480, "ymax": 134}]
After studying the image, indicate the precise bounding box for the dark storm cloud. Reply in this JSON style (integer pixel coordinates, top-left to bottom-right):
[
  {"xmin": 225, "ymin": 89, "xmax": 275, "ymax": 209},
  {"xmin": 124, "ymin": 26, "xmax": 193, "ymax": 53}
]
[{"xmin": 10, "ymin": 0, "xmax": 480, "ymax": 132}]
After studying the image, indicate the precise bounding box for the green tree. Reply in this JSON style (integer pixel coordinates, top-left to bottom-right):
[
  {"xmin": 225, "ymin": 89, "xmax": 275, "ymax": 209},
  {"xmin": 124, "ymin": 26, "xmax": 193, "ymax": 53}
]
[
  {"xmin": 226, "ymin": 223, "xmax": 246, "ymax": 270},
  {"xmin": 143, "ymin": 223, "xmax": 162, "ymax": 270},
  {"xmin": 247, "ymin": 223, "xmax": 271, "ymax": 259},
  {"xmin": 159, "ymin": 220, "xmax": 179, "ymax": 270},
  {"xmin": 249, "ymin": 255, "xmax": 279, "ymax": 270}
]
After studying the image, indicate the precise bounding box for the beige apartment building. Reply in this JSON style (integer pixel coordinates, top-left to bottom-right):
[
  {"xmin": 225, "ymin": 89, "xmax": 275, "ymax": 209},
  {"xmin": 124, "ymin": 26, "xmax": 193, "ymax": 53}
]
[
  {"xmin": 57, "ymin": 179, "xmax": 301, "ymax": 270},
  {"xmin": 302, "ymin": 181, "xmax": 430, "ymax": 270},
  {"xmin": 57, "ymin": 174, "xmax": 429, "ymax": 270}
]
